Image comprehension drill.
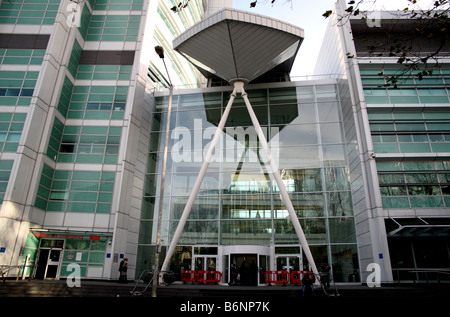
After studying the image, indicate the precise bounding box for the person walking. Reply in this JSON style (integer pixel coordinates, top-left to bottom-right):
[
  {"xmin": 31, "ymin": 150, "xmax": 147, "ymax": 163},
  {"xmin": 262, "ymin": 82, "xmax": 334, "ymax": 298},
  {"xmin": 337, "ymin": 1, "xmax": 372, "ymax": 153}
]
[{"xmin": 119, "ymin": 257, "xmax": 128, "ymax": 283}]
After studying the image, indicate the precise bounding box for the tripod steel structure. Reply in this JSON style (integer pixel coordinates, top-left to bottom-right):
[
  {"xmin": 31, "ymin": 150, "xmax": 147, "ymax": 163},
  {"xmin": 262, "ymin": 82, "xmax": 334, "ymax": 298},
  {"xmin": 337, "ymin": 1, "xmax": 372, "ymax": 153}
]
[{"xmin": 159, "ymin": 81, "xmax": 319, "ymax": 279}]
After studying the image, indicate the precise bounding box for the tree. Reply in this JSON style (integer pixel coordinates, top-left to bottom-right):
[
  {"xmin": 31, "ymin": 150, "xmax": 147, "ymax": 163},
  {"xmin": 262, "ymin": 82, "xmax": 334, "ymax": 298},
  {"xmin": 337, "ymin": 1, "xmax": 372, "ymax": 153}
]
[
  {"xmin": 170, "ymin": 0, "xmax": 192, "ymax": 13},
  {"xmin": 250, "ymin": 0, "xmax": 450, "ymax": 87},
  {"xmin": 324, "ymin": 0, "xmax": 450, "ymax": 87}
]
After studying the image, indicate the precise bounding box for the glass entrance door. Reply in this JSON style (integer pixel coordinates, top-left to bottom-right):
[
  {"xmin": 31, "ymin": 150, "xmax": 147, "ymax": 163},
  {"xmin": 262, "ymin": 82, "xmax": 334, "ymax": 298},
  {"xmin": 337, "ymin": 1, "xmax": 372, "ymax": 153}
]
[
  {"xmin": 276, "ymin": 256, "xmax": 300, "ymax": 272},
  {"xmin": 194, "ymin": 256, "xmax": 217, "ymax": 271},
  {"xmin": 34, "ymin": 239, "xmax": 64, "ymax": 280},
  {"xmin": 231, "ymin": 254, "xmax": 258, "ymax": 286},
  {"xmin": 46, "ymin": 250, "xmax": 61, "ymax": 279},
  {"xmin": 222, "ymin": 245, "xmax": 271, "ymax": 286}
]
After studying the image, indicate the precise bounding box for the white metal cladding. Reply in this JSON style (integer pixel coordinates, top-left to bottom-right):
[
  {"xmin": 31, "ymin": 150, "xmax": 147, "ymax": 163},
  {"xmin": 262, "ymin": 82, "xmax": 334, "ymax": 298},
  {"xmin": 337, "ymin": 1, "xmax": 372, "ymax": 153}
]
[{"xmin": 173, "ymin": 8, "xmax": 304, "ymax": 83}]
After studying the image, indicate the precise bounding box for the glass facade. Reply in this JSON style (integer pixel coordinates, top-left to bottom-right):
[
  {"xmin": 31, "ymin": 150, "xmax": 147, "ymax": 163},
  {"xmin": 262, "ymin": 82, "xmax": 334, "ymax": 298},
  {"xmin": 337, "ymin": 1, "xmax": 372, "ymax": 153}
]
[
  {"xmin": 377, "ymin": 160, "xmax": 450, "ymax": 209},
  {"xmin": 0, "ymin": 160, "xmax": 13, "ymax": 204},
  {"xmin": 363, "ymin": 64, "xmax": 450, "ymax": 210},
  {"xmin": 360, "ymin": 62, "xmax": 450, "ymax": 281},
  {"xmin": 35, "ymin": 165, "xmax": 115, "ymax": 214},
  {"xmin": 137, "ymin": 83, "xmax": 360, "ymax": 282},
  {"xmin": 0, "ymin": 0, "xmax": 60, "ymax": 25},
  {"xmin": 0, "ymin": 70, "xmax": 38, "ymax": 106},
  {"xmin": 361, "ymin": 66, "xmax": 450, "ymax": 104},
  {"xmin": 370, "ymin": 110, "xmax": 450, "ymax": 154},
  {"xmin": 0, "ymin": 48, "xmax": 45, "ymax": 65}
]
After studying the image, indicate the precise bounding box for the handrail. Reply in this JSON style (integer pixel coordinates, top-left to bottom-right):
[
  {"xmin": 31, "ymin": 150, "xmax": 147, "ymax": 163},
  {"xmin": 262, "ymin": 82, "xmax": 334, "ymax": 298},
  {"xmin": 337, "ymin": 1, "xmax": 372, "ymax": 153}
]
[
  {"xmin": 130, "ymin": 270, "xmax": 178, "ymax": 296},
  {"xmin": 315, "ymin": 272, "xmax": 340, "ymax": 297},
  {"xmin": 0, "ymin": 265, "xmax": 37, "ymax": 282},
  {"xmin": 392, "ymin": 268, "xmax": 450, "ymax": 285},
  {"xmin": 130, "ymin": 269, "xmax": 154, "ymax": 296}
]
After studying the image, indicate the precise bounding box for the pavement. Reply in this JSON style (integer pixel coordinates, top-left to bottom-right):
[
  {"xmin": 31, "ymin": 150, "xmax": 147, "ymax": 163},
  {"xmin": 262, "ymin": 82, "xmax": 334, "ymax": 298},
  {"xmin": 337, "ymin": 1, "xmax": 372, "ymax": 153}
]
[{"xmin": 0, "ymin": 279, "xmax": 448, "ymax": 314}]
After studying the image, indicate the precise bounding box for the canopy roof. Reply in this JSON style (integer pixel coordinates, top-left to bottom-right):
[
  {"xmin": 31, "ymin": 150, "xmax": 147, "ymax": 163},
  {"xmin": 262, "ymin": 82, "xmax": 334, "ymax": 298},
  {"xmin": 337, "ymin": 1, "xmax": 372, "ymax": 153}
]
[{"xmin": 173, "ymin": 8, "xmax": 304, "ymax": 83}]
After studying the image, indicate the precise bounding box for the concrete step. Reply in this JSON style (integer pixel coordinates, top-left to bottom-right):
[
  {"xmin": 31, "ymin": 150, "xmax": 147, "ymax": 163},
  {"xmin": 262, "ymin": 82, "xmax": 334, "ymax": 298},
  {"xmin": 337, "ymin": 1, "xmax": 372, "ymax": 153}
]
[
  {"xmin": 0, "ymin": 280, "xmax": 134, "ymax": 297},
  {"xmin": 1, "ymin": 280, "xmax": 449, "ymax": 299}
]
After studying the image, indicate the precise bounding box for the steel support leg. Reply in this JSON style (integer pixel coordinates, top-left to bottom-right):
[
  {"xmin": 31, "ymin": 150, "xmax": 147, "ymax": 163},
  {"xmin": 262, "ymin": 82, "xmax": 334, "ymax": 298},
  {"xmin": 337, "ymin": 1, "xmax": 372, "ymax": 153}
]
[
  {"xmin": 238, "ymin": 82, "xmax": 319, "ymax": 277},
  {"xmin": 160, "ymin": 85, "xmax": 238, "ymax": 274}
]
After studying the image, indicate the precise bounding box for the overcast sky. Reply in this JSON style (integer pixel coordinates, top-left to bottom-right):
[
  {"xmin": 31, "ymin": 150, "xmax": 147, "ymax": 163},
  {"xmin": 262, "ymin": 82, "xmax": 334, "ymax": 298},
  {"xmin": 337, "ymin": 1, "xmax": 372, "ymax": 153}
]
[{"xmin": 232, "ymin": 0, "xmax": 440, "ymax": 76}]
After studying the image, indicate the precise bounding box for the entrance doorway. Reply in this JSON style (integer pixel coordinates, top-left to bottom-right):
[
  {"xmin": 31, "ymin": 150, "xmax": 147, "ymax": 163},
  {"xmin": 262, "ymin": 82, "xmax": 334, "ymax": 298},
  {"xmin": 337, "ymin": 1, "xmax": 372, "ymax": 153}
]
[
  {"xmin": 222, "ymin": 245, "xmax": 271, "ymax": 286},
  {"xmin": 194, "ymin": 256, "xmax": 217, "ymax": 271},
  {"xmin": 34, "ymin": 239, "xmax": 64, "ymax": 279},
  {"xmin": 276, "ymin": 256, "xmax": 300, "ymax": 272},
  {"xmin": 231, "ymin": 254, "xmax": 258, "ymax": 285}
]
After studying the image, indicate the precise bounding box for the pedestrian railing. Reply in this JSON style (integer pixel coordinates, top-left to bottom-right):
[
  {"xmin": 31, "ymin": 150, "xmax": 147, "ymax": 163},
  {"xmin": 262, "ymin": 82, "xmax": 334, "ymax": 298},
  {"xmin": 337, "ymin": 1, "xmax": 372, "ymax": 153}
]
[
  {"xmin": 181, "ymin": 270, "xmax": 222, "ymax": 284},
  {"xmin": 197, "ymin": 270, "xmax": 222, "ymax": 284},
  {"xmin": 264, "ymin": 270, "xmax": 312, "ymax": 286},
  {"xmin": 0, "ymin": 265, "xmax": 37, "ymax": 282}
]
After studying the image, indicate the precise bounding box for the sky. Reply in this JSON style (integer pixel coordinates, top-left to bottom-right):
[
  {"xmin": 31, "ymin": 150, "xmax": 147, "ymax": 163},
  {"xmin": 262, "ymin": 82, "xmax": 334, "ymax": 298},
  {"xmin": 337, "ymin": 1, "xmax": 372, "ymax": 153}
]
[
  {"xmin": 233, "ymin": 0, "xmax": 337, "ymax": 77},
  {"xmin": 232, "ymin": 0, "xmax": 440, "ymax": 77}
]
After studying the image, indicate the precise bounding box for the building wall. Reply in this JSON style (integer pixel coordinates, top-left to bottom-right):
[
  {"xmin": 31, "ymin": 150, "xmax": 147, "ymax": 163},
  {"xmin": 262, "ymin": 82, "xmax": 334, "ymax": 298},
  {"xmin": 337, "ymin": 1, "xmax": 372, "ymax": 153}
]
[
  {"xmin": 314, "ymin": 0, "xmax": 393, "ymax": 283},
  {"xmin": 0, "ymin": 0, "xmax": 205, "ymax": 280},
  {"xmin": 315, "ymin": 0, "xmax": 450, "ymax": 283}
]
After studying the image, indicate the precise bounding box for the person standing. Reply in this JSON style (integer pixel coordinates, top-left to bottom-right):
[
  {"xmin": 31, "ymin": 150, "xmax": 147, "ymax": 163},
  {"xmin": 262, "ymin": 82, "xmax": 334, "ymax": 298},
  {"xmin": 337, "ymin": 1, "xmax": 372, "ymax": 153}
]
[
  {"xmin": 302, "ymin": 272, "xmax": 316, "ymax": 296},
  {"xmin": 119, "ymin": 258, "xmax": 128, "ymax": 283}
]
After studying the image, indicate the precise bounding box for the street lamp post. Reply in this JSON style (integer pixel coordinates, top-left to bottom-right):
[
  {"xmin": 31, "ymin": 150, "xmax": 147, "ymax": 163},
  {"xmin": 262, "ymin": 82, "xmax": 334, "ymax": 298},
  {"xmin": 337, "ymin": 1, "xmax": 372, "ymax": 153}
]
[{"xmin": 151, "ymin": 45, "xmax": 173, "ymax": 298}]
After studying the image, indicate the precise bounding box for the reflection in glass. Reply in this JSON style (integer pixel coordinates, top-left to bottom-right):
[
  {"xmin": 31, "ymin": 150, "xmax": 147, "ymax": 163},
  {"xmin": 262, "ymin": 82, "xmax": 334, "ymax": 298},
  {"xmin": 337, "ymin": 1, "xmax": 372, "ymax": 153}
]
[{"xmin": 141, "ymin": 85, "xmax": 357, "ymax": 272}]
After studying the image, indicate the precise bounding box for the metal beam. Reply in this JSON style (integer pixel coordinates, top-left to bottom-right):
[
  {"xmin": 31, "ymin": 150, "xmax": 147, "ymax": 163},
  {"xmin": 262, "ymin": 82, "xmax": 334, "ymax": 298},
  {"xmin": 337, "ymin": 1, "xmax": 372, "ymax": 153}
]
[
  {"xmin": 160, "ymin": 85, "xmax": 238, "ymax": 274},
  {"xmin": 238, "ymin": 82, "xmax": 319, "ymax": 277}
]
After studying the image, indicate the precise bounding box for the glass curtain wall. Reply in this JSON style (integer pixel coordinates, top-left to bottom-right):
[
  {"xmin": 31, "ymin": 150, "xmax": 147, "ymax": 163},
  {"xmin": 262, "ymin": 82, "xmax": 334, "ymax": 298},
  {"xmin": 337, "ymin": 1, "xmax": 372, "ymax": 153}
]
[{"xmin": 137, "ymin": 84, "xmax": 359, "ymax": 282}]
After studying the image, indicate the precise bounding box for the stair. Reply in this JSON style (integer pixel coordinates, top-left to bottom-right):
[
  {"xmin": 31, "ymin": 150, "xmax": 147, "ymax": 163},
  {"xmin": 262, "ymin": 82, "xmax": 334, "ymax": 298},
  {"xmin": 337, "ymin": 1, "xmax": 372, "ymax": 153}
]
[
  {"xmin": 0, "ymin": 280, "xmax": 134, "ymax": 297},
  {"xmin": 0, "ymin": 279, "xmax": 449, "ymax": 299}
]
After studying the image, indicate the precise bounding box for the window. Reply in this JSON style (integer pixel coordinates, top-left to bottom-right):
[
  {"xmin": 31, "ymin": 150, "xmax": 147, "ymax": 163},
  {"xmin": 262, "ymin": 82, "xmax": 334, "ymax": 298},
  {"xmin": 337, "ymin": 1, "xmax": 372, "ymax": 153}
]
[
  {"xmin": 0, "ymin": 112, "xmax": 26, "ymax": 152},
  {"xmin": 46, "ymin": 122, "xmax": 122, "ymax": 164},
  {"xmin": 370, "ymin": 110, "xmax": 450, "ymax": 154},
  {"xmin": 57, "ymin": 82, "xmax": 128, "ymax": 119},
  {"xmin": 377, "ymin": 160, "xmax": 450, "ymax": 208},
  {"xmin": 93, "ymin": 0, "xmax": 144, "ymax": 11},
  {"xmin": 0, "ymin": 49, "xmax": 45, "ymax": 65},
  {"xmin": 85, "ymin": 15, "xmax": 141, "ymax": 42},
  {"xmin": 35, "ymin": 165, "xmax": 115, "ymax": 213},
  {"xmin": 361, "ymin": 65, "xmax": 450, "ymax": 104},
  {"xmin": 0, "ymin": 0, "xmax": 60, "ymax": 25},
  {"xmin": 0, "ymin": 71, "xmax": 38, "ymax": 106},
  {"xmin": 0, "ymin": 160, "xmax": 13, "ymax": 203}
]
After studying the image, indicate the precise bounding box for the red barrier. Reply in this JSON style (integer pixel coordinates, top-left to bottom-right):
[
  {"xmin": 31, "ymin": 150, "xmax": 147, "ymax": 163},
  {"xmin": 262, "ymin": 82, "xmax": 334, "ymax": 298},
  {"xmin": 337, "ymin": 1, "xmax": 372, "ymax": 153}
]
[
  {"xmin": 197, "ymin": 270, "xmax": 222, "ymax": 284},
  {"xmin": 181, "ymin": 270, "xmax": 196, "ymax": 284},
  {"xmin": 290, "ymin": 270, "xmax": 312, "ymax": 285},
  {"xmin": 264, "ymin": 271, "xmax": 290, "ymax": 285}
]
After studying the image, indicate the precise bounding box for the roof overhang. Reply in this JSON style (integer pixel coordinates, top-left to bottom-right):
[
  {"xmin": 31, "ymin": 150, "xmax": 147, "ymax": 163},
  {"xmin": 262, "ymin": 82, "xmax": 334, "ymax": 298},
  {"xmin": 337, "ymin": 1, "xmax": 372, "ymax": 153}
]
[
  {"xmin": 173, "ymin": 8, "xmax": 304, "ymax": 83},
  {"xmin": 387, "ymin": 217, "xmax": 450, "ymax": 237}
]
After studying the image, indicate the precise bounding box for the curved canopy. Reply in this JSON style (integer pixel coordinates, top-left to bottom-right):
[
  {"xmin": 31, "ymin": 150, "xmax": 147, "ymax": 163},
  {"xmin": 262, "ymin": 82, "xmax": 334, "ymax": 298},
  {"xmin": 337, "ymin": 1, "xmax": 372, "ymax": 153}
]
[{"xmin": 173, "ymin": 8, "xmax": 304, "ymax": 83}]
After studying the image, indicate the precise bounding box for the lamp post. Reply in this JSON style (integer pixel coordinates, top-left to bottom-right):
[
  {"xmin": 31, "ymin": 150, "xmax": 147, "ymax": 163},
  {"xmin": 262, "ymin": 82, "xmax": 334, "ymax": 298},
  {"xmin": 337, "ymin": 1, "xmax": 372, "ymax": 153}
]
[{"xmin": 151, "ymin": 45, "xmax": 173, "ymax": 297}]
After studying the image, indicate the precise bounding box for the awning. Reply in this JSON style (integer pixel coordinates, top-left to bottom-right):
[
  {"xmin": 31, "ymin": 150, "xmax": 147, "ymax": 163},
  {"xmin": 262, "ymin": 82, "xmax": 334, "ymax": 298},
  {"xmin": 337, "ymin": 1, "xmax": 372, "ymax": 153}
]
[
  {"xmin": 173, "ymin": 8, "xmax": 304, "ymax": 83},
  {"xmin": 386, "ymin": 218, "xmax": 450, "ymax": 237}
]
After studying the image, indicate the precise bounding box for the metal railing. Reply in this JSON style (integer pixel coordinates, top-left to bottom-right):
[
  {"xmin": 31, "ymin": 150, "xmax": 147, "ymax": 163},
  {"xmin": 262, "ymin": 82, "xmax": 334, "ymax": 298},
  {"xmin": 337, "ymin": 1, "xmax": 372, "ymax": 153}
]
[
  {"xmin": 130, "ymin": 270, "xmax": 177, "ymax": 296},
  {"xmin": 0, "ymin": 265, "xmax": 37, "ymax": 282},
  {"xmin": 393, "ymin": 268, "xmax": 450, "ymax": 286}
]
